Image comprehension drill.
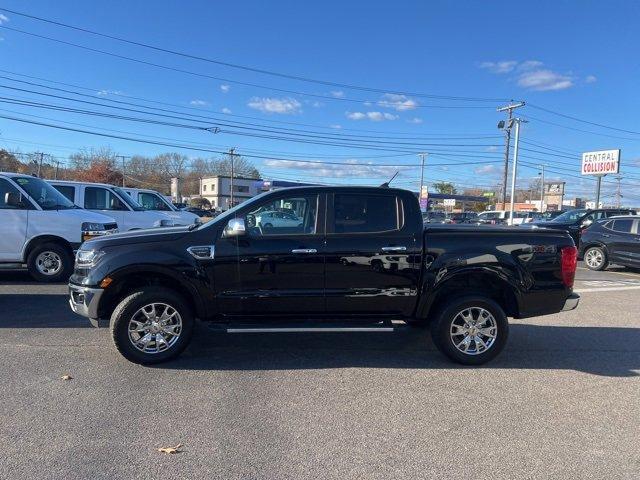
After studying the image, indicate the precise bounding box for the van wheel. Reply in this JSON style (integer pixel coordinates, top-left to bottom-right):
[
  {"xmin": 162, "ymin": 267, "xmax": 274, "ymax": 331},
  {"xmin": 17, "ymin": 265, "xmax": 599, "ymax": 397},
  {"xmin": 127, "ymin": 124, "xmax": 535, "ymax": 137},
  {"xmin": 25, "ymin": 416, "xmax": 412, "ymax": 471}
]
[
  {"xmin": 584, "ymin": 246, "xmax": 608, "ymax": 271},
  {"xmin": 110, "ymin": 287, "xmax": 194, "ymax": 364},
  {"xmin": 27, "ymin": 242, "xmax": 73, "ymax": 282},
  {"xmin": 430, "ymin": 296, "xmax": 508, "ymax": 365}
]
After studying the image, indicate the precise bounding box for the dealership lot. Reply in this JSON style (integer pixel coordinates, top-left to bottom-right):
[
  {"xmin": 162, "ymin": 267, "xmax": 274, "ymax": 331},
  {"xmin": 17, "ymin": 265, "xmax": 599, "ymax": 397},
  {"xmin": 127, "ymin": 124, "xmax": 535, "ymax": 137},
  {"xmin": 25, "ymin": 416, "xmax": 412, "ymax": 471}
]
[{"xmin": 1, "ymin": 265, "xmax": 639, "ymax": 480}]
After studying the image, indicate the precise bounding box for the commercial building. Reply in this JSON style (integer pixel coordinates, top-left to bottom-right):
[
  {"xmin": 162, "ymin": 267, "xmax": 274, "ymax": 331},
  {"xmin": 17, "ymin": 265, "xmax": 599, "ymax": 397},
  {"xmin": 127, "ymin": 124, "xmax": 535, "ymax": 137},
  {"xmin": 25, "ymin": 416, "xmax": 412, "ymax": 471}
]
[{"xmin": 199, "ymin": 176, "xmax": 264, "ymax": 210}]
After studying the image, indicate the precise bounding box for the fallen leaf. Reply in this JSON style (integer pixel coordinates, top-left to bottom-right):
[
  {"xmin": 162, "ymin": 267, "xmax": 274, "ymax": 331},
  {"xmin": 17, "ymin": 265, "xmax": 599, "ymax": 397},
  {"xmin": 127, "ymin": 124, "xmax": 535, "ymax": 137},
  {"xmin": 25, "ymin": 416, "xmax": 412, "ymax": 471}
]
[
  {"xmin": 158, "ymin": 444, "xmax": 183, "ymax": 454},
  {"xmin": 61, "ymin": 375, "xmax": 73, "ymax": 381}
]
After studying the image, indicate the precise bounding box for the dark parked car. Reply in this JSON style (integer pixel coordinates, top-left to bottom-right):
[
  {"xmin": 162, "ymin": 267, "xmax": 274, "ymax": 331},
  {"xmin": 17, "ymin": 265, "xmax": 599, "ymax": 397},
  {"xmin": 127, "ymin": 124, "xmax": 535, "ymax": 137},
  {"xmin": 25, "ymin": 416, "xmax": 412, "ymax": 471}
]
[
  {"xmin": 184, "ymin": 207, "xmax": 214, "ymax": 217},
  {"xmin": 69, "ymin": 186, "xmax": 579, "ymax": 366},
  {"xmin": 422, "ymin": 211, "xmax": 446, "ymax": 223},
  {"xmin": 579, "ymin": 216, "xmax": 640, "ymax": 270},
  {"xmin": 527, "ymin": 208, "xmax": 636, "ymax": 245},
  {"xmin": 445, "ymin": 212, "xmax": 478, "ymax": 224}
]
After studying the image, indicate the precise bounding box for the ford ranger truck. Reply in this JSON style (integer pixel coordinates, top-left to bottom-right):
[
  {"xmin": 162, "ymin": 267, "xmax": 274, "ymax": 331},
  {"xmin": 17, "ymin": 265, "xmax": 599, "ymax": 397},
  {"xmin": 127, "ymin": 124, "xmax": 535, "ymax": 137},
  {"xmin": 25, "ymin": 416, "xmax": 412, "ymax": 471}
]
[{"xmin": 68, "ymin": 186, "xmax": 579, "ymax": 365}]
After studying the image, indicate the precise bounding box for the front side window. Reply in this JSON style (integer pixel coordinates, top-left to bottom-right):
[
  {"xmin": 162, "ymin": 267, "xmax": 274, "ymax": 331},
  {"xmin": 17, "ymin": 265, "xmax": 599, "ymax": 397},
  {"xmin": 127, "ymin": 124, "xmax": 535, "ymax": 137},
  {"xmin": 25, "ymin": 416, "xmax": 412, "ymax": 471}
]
[
  {"xmin": 333, "ymin": 194, "xmax": 399, "ymax": 233},
  {"xmin": 138, "ymin": 192, "xmax": 172, "ymax": 211},
  {"xmin": 84, "ymin": 187, "xmax": 129, "ymax": 211},
  {"xmin": 0, "ymin": 178, "xmax": 30, "ymax": 210},
  {"xmin": 245, "ymin": 195, "xmax": 317, "ymax": 236}
]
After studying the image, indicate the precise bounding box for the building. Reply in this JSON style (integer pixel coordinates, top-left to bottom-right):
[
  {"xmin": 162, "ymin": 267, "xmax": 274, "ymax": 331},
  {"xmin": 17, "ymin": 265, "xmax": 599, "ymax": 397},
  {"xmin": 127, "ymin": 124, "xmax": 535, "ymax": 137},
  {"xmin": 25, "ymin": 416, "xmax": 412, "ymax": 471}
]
[{"xmin": 199, "ymin": 176, "xmax": 264, "ymax": 210}]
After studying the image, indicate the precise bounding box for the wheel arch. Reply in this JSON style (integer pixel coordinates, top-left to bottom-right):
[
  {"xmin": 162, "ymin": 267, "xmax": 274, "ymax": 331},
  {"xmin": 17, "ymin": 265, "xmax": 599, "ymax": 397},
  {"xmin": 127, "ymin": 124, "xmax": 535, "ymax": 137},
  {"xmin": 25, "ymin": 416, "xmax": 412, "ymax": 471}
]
[{"xmin": 23, "ymin": 235, "xmax": 74, "ymax": 261}]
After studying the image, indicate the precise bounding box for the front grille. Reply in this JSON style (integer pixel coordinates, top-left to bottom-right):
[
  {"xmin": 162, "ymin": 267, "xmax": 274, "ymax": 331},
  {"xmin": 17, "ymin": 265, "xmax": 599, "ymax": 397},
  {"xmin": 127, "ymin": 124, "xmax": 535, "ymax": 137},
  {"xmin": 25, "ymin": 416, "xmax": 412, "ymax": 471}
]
[{"xmin": 104, "ymin": 223, "xmax": 118, "ymax": 231}]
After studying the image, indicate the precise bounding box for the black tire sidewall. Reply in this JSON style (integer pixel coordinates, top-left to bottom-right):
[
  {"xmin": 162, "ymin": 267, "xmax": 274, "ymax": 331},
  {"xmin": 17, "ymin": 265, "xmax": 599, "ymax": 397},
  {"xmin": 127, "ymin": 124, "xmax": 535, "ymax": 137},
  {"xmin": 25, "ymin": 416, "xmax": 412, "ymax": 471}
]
[
  {"xmin": 26, "ymin": 242, "xmax": 73, "ymax": 282},
  {"xmin": 431, "ymin": 296, "xmax": 508, "ymax": 366},
  {"xmin": 585, "ymin": 246, "xmax": 608, "ymax": 271},
  {"xmin": 110, "ymin": 287, "xmax": 194, "ymax": 364}
]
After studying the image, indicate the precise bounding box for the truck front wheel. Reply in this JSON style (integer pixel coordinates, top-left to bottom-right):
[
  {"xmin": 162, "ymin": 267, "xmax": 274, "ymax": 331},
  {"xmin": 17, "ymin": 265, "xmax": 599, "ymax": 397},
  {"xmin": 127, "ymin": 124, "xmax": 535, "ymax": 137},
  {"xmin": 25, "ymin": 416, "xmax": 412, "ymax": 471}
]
[
  {"xmin": 430, "ymin": 296, "xmax": 508, "ymax": 365},
  {"xmin": 110, "ymin": 287, "xmax": 194, "ymax": 364}
]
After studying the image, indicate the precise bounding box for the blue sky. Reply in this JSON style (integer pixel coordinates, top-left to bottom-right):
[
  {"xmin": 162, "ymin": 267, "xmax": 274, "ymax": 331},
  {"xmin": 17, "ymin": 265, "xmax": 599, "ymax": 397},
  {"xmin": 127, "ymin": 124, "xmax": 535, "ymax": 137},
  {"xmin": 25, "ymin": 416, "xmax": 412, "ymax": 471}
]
[{"xmin": 0, "ymin": 0, "xmax": 638, "ymax": 202}]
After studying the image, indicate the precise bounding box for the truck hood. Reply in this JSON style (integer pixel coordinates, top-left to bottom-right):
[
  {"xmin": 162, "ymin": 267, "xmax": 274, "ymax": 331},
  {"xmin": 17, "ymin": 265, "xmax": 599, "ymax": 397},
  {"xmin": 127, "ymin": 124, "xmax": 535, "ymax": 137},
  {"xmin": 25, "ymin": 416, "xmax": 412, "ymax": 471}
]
[
  {"xmin": 55, "ymin": 208, "xmax": 117, "ymax": 224},
  {"xmin": 83, "ymin": 225, "xmax": 191, "ymax": 248}
]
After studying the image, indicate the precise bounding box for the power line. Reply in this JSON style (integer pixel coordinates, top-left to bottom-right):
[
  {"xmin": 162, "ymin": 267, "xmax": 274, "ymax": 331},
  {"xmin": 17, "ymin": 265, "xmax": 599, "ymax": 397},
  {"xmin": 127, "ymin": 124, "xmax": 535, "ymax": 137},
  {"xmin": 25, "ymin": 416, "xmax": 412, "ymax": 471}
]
[{"xmin": 528, "ymin": 103, "xmax": 640, "ymax": 136}]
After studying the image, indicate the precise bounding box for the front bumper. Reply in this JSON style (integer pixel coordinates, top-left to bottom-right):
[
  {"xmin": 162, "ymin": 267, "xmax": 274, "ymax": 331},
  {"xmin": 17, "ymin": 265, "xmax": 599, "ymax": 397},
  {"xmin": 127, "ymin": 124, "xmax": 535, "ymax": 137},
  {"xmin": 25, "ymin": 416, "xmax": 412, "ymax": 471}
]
[
  {"xmin": 562, "ymin": 293, "xmax": 580, "ymax": 312},
  {"xmin": 68, "ymin": 283, "xmax": 106, "ymax": 327}
]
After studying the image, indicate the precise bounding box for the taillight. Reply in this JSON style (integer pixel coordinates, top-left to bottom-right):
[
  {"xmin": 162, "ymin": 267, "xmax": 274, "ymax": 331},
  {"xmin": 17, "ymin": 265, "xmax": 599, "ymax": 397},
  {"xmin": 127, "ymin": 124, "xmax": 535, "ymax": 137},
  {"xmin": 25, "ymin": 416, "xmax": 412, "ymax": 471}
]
[{"xmin": 560, "ymin": 246, "xmax": 578, "ymax": 288}]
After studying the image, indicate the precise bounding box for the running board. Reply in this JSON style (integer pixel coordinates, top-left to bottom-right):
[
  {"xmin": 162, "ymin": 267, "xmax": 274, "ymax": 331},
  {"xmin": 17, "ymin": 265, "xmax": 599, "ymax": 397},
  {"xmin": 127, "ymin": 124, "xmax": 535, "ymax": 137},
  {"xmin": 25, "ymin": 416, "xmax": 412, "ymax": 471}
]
[{"xmin": 225, "ymin": 320, "xmax": 396, "ymax": 333}]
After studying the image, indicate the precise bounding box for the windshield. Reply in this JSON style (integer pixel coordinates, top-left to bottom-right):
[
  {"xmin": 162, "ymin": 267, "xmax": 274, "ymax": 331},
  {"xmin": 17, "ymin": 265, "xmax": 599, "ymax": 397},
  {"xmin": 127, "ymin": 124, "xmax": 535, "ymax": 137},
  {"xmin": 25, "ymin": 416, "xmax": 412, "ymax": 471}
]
[
  {"xmin": 551, "ymin": 209, "xmax": 588, "ymax": 223},
  {"xmin": 112, "ymin": 187, "xmax": 145, "ymax": 211},
  {"xmin": 11, "ymin": 176, "xmax": 77, "ymax": 210}
]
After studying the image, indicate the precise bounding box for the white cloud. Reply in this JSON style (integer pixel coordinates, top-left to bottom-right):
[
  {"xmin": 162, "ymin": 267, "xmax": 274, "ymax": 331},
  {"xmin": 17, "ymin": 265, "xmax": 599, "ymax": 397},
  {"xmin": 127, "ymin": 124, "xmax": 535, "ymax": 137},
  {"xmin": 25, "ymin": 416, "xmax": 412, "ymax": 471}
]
[
  {"xmin": 330, "ymin": 90, "xmax": 345, "ymax": 98},
  {"xmin": 264, "ymin": 159, "xmax": 413, "ymax": 179},
  {"xmin": 220, "ymin": 84, "xmax": 230, "ymax": 93},
  {"xmin": 190, "ymin": 99, "xmax": 210, "ymax": 106},
  {"xmin": 585, "ymin": 75, "xmax": 597, "ymax": 84},
  {"xmin": 378, "ymin": 93, "xmax": 418, "ymax": 111},
  {"xmin": 0, "ymin": 14, "xmax": 9, "ymax": 25},
  {"xmin": 96, "ymin": 89, "xmax": 123, "ymax": 96},
  {"xmin": 346, "ymin": 111, "xmax": 398, "ymax": 121},
  {"xmin": 311, "ymin": 101, "xmax": 323, "ymax": 108},
  {"xmin": 221, "ymin": 107, "xmax": 232, "ymax": 114},
  {"xmin": 518, "ymin": 60, "xmax": 544, "ymax": 71},
  {"xmin": 478, "ymin": 60, "xmax": 518, "ymax": 74},
  {"xmin": 517, "ymin": 69, "xmax": 573, "ymax": 91},
  {"xmin": 407, "ymin": 117, "xmax": 423, "ymax": 124},
  {"xmin": 330, "ymin": 124, "xmax": 342, "ymax": 129},
  {"xmin": 474, "ymin": 164, "xmax": 501, "ymax": 175},
  {"xmin": 247, "ymin": 97, "xmax": 302, "ymax": 114},
  {"xmin": 485, "ymin": 146, "xmax": 499, "ymax": 152}
]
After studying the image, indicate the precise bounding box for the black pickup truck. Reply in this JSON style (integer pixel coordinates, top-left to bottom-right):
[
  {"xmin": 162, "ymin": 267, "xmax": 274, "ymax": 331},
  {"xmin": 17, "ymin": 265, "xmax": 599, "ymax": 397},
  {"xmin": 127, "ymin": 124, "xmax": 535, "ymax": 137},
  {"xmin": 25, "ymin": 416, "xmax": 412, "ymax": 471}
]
[{"xmin": 69, "ymin": 186, "xmax": 579, "ymax": 365}]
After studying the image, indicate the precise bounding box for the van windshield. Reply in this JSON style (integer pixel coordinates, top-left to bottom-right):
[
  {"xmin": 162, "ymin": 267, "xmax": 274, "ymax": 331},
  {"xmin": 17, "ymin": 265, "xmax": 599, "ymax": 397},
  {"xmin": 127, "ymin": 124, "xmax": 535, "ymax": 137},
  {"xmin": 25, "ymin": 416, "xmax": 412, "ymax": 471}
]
[{"xmin": 11, "ymin": 176, "xmax": 77, "ymax": 210}]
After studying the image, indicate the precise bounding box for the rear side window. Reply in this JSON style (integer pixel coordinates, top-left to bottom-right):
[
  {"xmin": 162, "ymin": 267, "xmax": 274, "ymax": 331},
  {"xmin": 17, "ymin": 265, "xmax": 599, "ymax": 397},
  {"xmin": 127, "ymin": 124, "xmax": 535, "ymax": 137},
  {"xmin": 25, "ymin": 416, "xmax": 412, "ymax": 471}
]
[
  {"xmin": 84, "ymin": 187, "xmax": 128, "ymax": 211},
  {"xmin": 52, "ymin": 185, "xmax": 75, "ymax": 202},
  {"xmin": 333, "ymin": 194, "xmax": 399, "ymax": 233},
  {"xmin": 611, "ymin": 219, "xmax": 634, "ymax": 233}
]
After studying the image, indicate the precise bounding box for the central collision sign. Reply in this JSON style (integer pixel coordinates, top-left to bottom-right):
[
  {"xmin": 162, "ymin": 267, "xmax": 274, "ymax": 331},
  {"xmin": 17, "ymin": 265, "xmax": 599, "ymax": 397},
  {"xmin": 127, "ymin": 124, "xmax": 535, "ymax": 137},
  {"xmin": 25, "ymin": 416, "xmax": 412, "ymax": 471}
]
[{"xmin": 581, "ymin": 149, "xmax": 620, "ymax": 175}]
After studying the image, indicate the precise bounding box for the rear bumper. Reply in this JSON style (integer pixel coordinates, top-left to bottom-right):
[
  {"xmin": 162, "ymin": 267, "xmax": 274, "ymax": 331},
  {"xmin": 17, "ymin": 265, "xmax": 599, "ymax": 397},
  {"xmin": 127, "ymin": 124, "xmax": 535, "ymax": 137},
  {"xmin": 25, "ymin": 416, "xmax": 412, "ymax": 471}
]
[
  {"xmin": 68, "ymin": 283, "xmax": 107, "ymax": 327},
  {"xmin": 562, "ymin": 293, "xmax": 580, "ymax": 312}
]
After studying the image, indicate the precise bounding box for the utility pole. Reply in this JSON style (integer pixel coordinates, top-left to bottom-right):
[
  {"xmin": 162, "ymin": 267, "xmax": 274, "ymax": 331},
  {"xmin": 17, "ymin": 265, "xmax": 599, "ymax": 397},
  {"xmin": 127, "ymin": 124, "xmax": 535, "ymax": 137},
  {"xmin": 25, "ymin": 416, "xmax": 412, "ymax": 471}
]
[
  {"xmin": 614, "ymin": 175, "xmax": 623, "ymax": 208},
  {"xmin": 508, "ymin": 118, "xmax": 526, "ymax": 224},
  {"xmin": 497, "ymin": 101, "xmax": 525, "ymax": 209},
  {"xmin": 117, "ymin": 155, "xmax": 127, "ymax": 187},
  {"xmin": 36, "ymin": 152, "xmax": 44, "ymax": 177},
  {"xmin": 229, "ymin": 148, "xmax": 235, "ymax": 208},
  {"xmin": 54, "ymin": 161, "xmax": 60, "ymax": 180},
  {"xmin": 418, "ymin": 152, "xmax": 427, "ymax": 205},
  {"xmin": 539, "ymin": 164, "xmax": 545, "ymax": 212}
]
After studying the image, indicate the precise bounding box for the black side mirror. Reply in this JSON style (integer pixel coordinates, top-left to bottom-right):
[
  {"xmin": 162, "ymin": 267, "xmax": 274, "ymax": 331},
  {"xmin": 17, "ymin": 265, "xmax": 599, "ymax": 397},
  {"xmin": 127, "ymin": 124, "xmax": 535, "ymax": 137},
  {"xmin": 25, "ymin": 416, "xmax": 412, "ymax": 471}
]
[{"xmin": 5, "ymin": 191, "xmax": 24, "ymax": 209}]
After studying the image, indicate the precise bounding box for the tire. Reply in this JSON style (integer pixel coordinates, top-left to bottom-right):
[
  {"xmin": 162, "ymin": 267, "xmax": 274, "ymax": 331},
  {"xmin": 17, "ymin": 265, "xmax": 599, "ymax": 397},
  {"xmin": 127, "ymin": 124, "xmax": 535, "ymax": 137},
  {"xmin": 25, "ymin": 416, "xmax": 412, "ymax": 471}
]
[
  {"xmin": 26, "ymin": 242, "xmax": 73, "ymax": 282},
  {"xmin": 430, "ymin": 296, "xmax": 508, "ymax": 366},
  {"xmin": 584, "ymin": 246, "xmax": 608, "ymax": 271},
  {"xmin": 110, "ymin": 287, "xmax": 194, "ymax": 364}
]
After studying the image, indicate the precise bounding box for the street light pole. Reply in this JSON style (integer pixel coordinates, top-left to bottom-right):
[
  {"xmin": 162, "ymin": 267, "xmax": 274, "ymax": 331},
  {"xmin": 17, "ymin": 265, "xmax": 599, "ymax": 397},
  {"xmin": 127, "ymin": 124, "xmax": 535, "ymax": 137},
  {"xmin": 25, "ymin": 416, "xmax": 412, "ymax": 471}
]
[
  {"xmin": 497, "ymin": 101, "xmax": 525, "ymax": 209},
  {"xmin": 508, "ymin": 118, "xmax": 526, "ymax": 224},
  {"xmin": 539, "ymin": 164, "xmax": 545, "ymax": 213},
  {"xmin": 418, "ymin": 152, "xmax": 427, "ymax": 201}
]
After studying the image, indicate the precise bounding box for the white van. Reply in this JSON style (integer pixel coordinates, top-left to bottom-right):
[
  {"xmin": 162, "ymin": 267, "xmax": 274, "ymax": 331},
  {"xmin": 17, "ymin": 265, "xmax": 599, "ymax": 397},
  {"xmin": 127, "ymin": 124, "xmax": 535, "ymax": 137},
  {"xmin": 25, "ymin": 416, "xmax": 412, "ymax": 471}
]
[
  {"xmin": 122, "ymin": 187, "xmax": 199, "ymax": 226},
  {"xmin": 49, "ymin": 180, "xmax": 174, "ymax": 231},
  {"xmin": 477, "ymin": 210, "xmax": 528, "ymax": 226},
  {"xmin": 0, "ymin": 172, "xmax": 118, "ymax": 282}
]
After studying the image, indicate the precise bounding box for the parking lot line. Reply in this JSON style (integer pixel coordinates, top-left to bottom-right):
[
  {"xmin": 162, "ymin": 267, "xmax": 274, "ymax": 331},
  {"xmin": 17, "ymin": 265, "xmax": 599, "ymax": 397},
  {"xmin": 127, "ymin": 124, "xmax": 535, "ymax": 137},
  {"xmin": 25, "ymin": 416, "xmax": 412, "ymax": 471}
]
[
  {"xmin": 577, "ymin": 267, "xmax": 640, "ymax": 278},
  {"xmin": 574, "ymin": 285, "xmax": 640, "ymax": 293}
]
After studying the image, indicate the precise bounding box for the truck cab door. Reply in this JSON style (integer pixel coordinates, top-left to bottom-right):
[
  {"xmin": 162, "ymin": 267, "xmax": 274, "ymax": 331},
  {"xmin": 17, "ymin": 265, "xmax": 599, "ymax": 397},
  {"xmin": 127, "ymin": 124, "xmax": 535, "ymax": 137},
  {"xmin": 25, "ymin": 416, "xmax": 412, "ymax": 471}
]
[
  {"xmin": 323, "ymin": 192, "xmax": 421, "ymax": 317},
  {"xmin": 213, "ymin": 192, "xmax": 326, "ymax": 317},
  {"xmin": 0, "ymin": 178, "xmax": 30, "ymax": 262}
]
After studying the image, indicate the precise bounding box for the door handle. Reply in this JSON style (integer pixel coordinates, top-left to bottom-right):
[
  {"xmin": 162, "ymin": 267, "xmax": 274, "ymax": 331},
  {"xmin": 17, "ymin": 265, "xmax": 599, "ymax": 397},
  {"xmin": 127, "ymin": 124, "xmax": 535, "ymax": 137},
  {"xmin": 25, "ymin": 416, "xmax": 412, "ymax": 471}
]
[
  {"xmin": 602, "ymin": 234, "xmax": 610, "ymax": 238},
  {"xmin": 381, "ymin": 246, "xmax": 407, "ymax": 252},
  {"xmin": 291, "ymin": 248, "xmax": 317, "ymax": 254}
]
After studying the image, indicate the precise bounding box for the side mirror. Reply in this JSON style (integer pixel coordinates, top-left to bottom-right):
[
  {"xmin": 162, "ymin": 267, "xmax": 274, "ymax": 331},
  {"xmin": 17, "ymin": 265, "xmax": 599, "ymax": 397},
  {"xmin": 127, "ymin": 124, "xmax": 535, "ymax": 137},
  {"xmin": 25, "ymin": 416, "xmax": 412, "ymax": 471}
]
[
  {"xmin": 224, "ymin": 218, "xmax": 246, "ymax": 237},
  {"xmin": 5, "ymin": 191, "xmax": 24, "ymax": 208},
  {"xmin": 581, "ymin": 219, "xmax": 593, "ymax": 228}
]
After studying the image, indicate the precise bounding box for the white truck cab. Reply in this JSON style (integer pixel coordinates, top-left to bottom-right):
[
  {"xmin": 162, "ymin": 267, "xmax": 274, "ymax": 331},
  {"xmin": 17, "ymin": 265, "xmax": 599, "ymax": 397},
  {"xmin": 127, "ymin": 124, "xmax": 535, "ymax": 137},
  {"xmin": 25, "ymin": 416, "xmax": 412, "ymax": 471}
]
[
  {"xmin": 49, "ymin": 180, "xmax": 175, "ymax": 231},
  {"xmin": 0, "ymin": 172, "xmax": 118, "ymax": 282},
  {"xmin": 122, "ymin": 187, "xmax": 199, "ymax": 226}
]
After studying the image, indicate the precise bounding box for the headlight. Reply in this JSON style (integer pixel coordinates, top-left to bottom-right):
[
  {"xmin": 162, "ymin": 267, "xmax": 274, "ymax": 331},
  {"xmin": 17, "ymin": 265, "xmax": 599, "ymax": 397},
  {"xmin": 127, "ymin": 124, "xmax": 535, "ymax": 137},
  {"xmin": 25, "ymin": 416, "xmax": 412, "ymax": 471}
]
[
  {"xmin": 75, "ymin": 249, "xmax": 105, "ymax": 268},
  {"xmin": 82, "ymin": 222, "xmax": 116, "ymax": 241},
  {"xmin": 82, "ymin": 222, "xmax": 107, "ymax": 231},
  {"xmin": 154, "ymin": 219, "xmax": 175, "ymax": 227}
]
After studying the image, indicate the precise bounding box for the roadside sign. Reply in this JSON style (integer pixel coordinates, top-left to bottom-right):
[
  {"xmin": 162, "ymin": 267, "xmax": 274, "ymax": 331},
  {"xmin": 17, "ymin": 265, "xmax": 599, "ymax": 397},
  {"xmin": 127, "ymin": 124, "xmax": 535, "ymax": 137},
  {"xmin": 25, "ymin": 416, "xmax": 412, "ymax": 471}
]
[
  {"xmin": 443, "ymin": 199, "xmax": 456, "ymax": 206},
  {"xmin": 544, "ymin": 182, "xmax": 565, "ymax": 195},
  {"xmin": 419, "ymin": 198, "xmax": 429, "ymax": 210},
  {"xmin": 581, "ymin": 149, "xmax": 620, "ymax": 176},
  {"xmin": 482, "ymin": 192, "xmax": 495, "ymax": 198},
  {"xmin": 420, "ymin": 186, "xmax": 429, "ymax": 199}
]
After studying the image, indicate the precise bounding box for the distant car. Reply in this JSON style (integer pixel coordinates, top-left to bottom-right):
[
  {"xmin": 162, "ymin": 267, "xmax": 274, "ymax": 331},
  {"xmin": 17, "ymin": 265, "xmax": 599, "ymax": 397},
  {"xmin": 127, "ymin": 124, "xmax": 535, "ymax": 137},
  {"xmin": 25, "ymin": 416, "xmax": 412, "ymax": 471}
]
[
  {"xmin": 185, "ymin": 207, "xmax": 213, "ymax": 217},
  {"xmin": 518, "ymin": 211, "xmax": 543, "ymax": 224},
  {"xmin": 422, "ymin": 211, "xmax": 446, "ymax": 224},
  {"xmin": 122, "ymin": 188, "xmax": 199, "ymax": 226},
  {"xmin": 579, "ymin": 216, "xmax": 640, "ymax": 270},
  {"xmin": 255, "ymin": 210, "xmax": 302, "ymax": 229},
  {"xmin": 445, "ymin": 212, "xmax": 478, "ymax": 224},
  {"xmin": 539, "ymin": 211, "xmax": 564, "ymax": 222},
  {"xmin": 528, "ymin": 208, "xmax": 636, "ymax": 246}
]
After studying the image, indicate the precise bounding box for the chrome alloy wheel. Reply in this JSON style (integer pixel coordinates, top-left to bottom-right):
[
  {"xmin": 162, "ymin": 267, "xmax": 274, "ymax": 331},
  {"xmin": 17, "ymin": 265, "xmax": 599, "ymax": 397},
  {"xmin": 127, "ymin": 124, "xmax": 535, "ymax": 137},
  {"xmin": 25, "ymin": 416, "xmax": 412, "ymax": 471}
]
[
  {"xmin": 585, "ymin": 248, "xmax": 604, "ymax": 269},
  {"xmin": 127, "ymin": 303, "xmax": 182, "ymax": 354},
  {"xmin": 449, "ymin": 307, "xmax": 497, "ymax": 355},
  {"xmin": 35, "ymin": 251, "xmax": 62, "ymax": 276}
]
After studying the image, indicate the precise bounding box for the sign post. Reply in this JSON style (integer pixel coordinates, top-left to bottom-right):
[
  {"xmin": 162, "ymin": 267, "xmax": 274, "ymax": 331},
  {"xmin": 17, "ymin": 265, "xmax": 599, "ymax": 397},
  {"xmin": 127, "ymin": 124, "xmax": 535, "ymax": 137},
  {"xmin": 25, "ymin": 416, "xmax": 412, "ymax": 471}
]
[
  {"xmin": 581, "ymin": 149, "xmax": 621, "ymax": 208},
  {"xmin": 419, "ymin": 186, "xmax": 429, "ymax": 212}
]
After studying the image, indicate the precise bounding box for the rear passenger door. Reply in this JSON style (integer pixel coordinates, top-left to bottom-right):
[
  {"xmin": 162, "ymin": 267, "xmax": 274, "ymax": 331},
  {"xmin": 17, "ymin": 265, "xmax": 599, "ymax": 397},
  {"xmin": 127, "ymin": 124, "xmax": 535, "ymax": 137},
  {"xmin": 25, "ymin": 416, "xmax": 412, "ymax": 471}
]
[
  {"xmin": 607, "ymin": 219, "xmax": 640, "ymax": 266},
  {"xmin": 324, "ymin": 191, "xmax": 421, "ymax": 316}
]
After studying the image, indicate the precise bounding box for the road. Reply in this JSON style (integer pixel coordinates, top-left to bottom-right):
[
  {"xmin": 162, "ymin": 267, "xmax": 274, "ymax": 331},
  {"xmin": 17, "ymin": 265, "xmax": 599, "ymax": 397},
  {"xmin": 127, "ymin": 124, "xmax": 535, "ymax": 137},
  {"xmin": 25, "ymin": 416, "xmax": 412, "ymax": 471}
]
[{"xmin": 1, "ymin": 265, "xmax": 639, "ymax": 479}]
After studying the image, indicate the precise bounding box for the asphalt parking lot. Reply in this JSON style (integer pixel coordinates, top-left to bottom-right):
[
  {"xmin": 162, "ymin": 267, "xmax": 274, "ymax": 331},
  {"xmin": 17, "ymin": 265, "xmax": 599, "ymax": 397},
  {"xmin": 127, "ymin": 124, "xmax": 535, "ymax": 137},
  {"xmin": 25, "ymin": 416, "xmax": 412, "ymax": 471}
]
[{"xmin": 1, "ymin": 265, "xmax": 639, "ymax": 480}]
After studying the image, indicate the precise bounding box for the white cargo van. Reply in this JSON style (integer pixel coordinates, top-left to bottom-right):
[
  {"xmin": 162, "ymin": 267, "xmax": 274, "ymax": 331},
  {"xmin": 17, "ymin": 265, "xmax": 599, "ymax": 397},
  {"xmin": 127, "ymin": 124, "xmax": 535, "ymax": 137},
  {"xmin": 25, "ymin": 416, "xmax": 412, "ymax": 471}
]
[
  {"xmin": 0, "ymin": 172, "xmax": 118, "ymax": 282},
  {"xmin": 122, "ymin": 187, "xmax": 199, "ymax": 226},
  {"xmin": 49, "ymin": 180, "xmax": 174, "ymax": 231}
]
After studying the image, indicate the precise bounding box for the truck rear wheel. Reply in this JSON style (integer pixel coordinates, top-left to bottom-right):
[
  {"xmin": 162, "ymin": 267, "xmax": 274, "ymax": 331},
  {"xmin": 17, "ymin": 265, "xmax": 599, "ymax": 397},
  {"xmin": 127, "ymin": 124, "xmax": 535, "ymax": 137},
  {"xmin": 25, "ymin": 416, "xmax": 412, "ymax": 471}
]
[
  {"xmin": 110, "ymin": 287, "xmax": 194, "ymax": 364},
  {"xmin": 26, "ymin": 242, "xmax": 73, "ymax": 282},
  {"xmin": 430, "ymin": 296, "xmax": 508, "ymax": 365}
]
